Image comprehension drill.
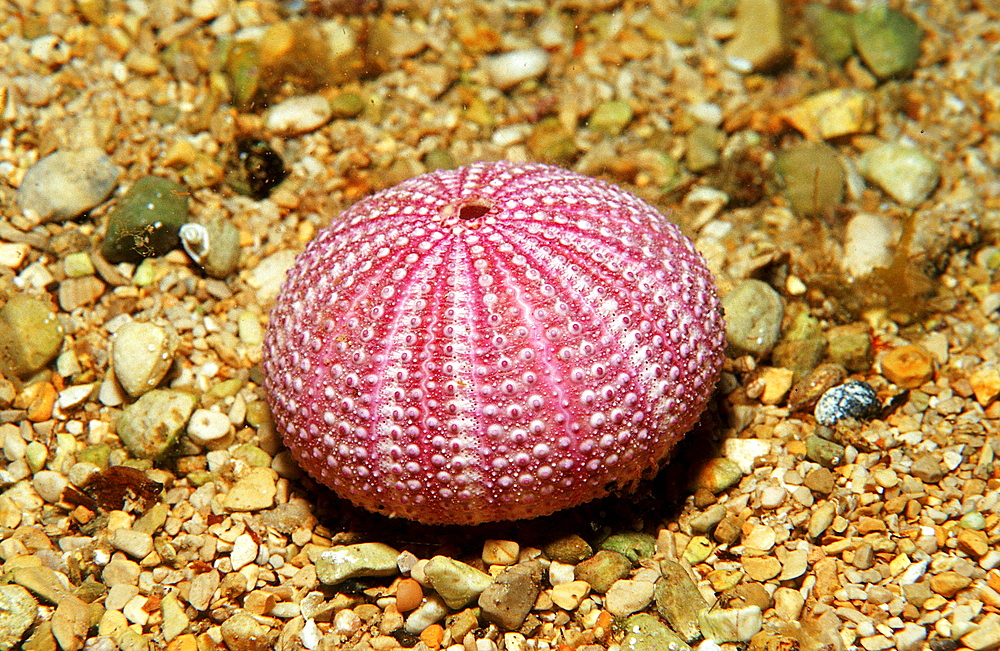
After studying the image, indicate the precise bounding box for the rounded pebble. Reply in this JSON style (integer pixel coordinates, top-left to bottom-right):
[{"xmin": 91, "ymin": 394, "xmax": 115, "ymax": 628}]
[
  {"xmin": 101, "ymin": 176, "xmax": 190, "ymax": 264},
  {"xmin": 265, "ymin": 94, "xmax": 333, "ymax": 135},
  {"xmin": 187, "ymin": 409, "xmax": 234, "ymax": 449},
  {"xmin": 116, "ymin": 389, "xmax": 198, "ymax": 460},
  {"xmin": 17, "ymin": 147, "xmax": 121, "ymax": 223},
  {"xmin": 722, "ymin": 279, "xmax": 785, "ymax": 358},
  {"xmin": 112, "ymin": 322, "xmax": 178, "ymax": 398},
  {"xmin": 0, "ymin": 295, "xmax": 65, "ymax": 379},
  {"xmin": 482, "ymin": 48, "xmax": 550, "ymax": 90},
  {"xmin": 0, "ymin": 584, "xmax": 38, "ymax": 651},
  {"xmin": 814, "ymin": 381, "xmax": 880, "ymax": 426}
]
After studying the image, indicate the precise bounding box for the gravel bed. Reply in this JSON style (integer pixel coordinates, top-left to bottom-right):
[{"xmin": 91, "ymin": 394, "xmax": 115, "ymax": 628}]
[{"xmin": 2, "ymin": 1, "xmax": 1000, "ymax": 651}]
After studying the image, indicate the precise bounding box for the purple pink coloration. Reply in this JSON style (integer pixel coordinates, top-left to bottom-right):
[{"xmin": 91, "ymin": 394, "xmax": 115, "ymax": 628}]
[{"xmin": 262, "ymin": 161, "xmax": 726, "ymax": 525}]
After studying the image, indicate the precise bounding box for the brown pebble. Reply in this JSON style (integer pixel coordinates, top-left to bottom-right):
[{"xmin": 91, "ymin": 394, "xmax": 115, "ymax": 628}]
[
  {"xmin": 395, "ymin": 578, "xmax": 423, "ymax": 612},
  {"xmin": 880, "ymin": 344, "xmax": 934, "ymax": 389},
  {"xmin": 956, "ymin": 530, "xmax": 989, "ymax": 559},
  {"xmin": 742, "ymin": 556, "xmax": 782, "ymax": 582},
  {"xmin": 803, "ymin": 467, "xmax": 835, "ymax": 494},
  {"xmin": 856, "ymin": 516, "xmax": 887, "ymax": 535},
  {"xmin": 788, "ymin": 363, "xmax": 847, "ymax": 412},
  {"xmin": 929, "ymin": 571, "xmax": 972, "ymax": 598}
]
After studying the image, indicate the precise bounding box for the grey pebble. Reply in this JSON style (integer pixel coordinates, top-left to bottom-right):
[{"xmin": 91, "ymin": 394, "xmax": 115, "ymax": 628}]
[
  {"xmin": 478, "ymin": 561, "xmax": 543, "ymax": 631},
  {"xmin": 0, "ymin": 584, "xmax": 38, "ymax": 651},
  {"xmin": 622, "ymin": 613, "xmax": 692, "ymax": 651},
  {"xmin": 814, "ymin": 380, "xmax": 880, "ymax": 426},
  {"xmin": 17, "ymin": 147, "xmax": 121, "ymax": 223},
  {"xmin": 101, "ymin": 176, "xmax": 189, "ymax": 263},
  {"xmin": 112, "ymin": 322, "xmax": 178, "ymax": 397},
  {"xmin": 116, "ymin": 389, "xmax": 197, "ymax": 460},
  {"xmin": 805, "ymin": 435, "xmax": 847, "ymax": 468},
  {"xmin": 315, "ymin": 543, "xmax": 400, "ymax": 586},
  {"xmin": 0, "ymin": 295, "xmax": 64, "ymax": 379},
  {"xmin": 722, "ymin": 279, "xmax": 784, "ymax": 358},
  {"xmin": 857, "ymin": 141, "xmax": 940, "ymax": 207},
  {"xmin": 32, "ymin": 470, "xmax": 67, "ymax": 504},
  {"xmin": 655, "ymin": 560, "xmax": 708, "ymax": 642}
]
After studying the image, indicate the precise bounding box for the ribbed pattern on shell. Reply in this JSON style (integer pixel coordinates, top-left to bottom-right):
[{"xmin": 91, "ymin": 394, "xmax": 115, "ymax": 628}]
[{"xmin": 263, "ymin": 161, "xmax": 725, "ymax": 525}]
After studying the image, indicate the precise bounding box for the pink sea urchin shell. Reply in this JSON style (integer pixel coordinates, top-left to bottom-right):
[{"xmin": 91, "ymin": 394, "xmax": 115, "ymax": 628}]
[{"xmin": 262, "ymin": 161, "xmax": 725, "ymax": 525}]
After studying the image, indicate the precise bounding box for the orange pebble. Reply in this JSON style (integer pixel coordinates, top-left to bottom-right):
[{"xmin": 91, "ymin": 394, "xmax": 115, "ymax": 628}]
[
  {"xmin": 26, "ymin": 383, "xmax": 56, "ymax": 422},
  {"xmin": 419, "ymin": 623, "xmax": 443, "ymax": 649},
  {"xmin": 395, "ymin": 577, "xmax": 423, "ymax": 612}
]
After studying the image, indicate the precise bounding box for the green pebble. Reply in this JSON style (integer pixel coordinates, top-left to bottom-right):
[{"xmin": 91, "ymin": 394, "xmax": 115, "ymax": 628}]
[
  {"xmin": 63, "ymin": 251, "xmax": 95, "ymax": 278},
  {"xmin": 101, "ymin": 176, "xmax": 190, "ymax": 264},
  {"xmin": 960, "ymin": 511, "xmax": 986, "ymax": 530},
  {"xmin": 805, "ymin": 435, "xmax": 846, "ymax": 468},
  {"xmin": 0, "ymin": 295, "xmax": 64, "ymax": 379},
  {"xmin": 133, "ymin": 259, "xmax": 157, "ymax": 287},
  {"xmin": 315, "ymin": 543, "xmax": 400, "ymax": 585},
  {"xmin": 76, "ymin": 443, "xmax": 111, "ymax": 469},
  {"xmin": 623, "ymin": 613, "xmax": 692, "ymax": 651},
  {"xmin": 574, "ymin": 549, "xmax": 631, "ymax": 594},
  {"xmin": 232, "ymin": 444, "xmax": 271, "ymax": 468},
  {"xmin": 806, "ymin": 4, "xmax": 854, "ymax": 63},
  {"xmin": 329, "ymin": 92, "xmax": 365, "ymax": 119},
  {"xmin": 655, "ymin": 560, "xmax": 708, "ymax": 642},
  {"xmin": 686, "ymin": 124, "xmax": 723, "ymax": 172},
  {"xmin": 423, "ymin": 149, "xmax": 457, "ymax": 171},
  {"xmin": 852, "ymin": 5, "xmax": 922, "ymax": 80},
  {"xmin": 527, "ymin": 117, "xmax": 578, "ymax": 165},
  {"xmin": 25, "ymin": 441, "xmax": 48, "ymax": 474},
  {"xmin": 186, "ymin": 470, "xmax": 215, "ymax": 486},
  {"xmin": 224, "ymin": 41, "xmax": 261, "ymax": 112},
  {"xmin": 826, "ymin": 331, "xmax": 872, "ymax": 373},
  {"xmin": 209, "ymin": 378, "xmax": 243, "ymax": 398},
  {"xmin": 587, "ymin": 100, "xmax": 633, "ymax": 136},
  {"xmin": 722, "ymin": 279, "xmax": 785, "ymax": 358},
  {"xmin": 774, "ymin": 142, "xmax": 845, "ymax": 216},
  {"xmin": 600, "ymin": 532, "xmax": 656, "ymax": 564},
  {"xmin": 771, "ymin": 337, "xmax": 828, "ymax": 382},
  {"xmin": 682, "ymin": 536, "xmax": 713, "ymax": 565},
  {"xmin": 543, "ymin": 534, "xmax": 593, "ymax": 564},
  {"xmin": 116, "ymin": 389, "xmax": 197, "ymax": 460},
  {"xmin": 245, "ymin": 400, "xmax": 272, "ymax": 429},
  {"xmin": 691, "ymin": 457, "xmax": 744, "ymax": 494}
]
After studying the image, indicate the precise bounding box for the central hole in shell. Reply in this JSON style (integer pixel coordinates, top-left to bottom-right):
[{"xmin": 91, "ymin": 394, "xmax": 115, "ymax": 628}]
[{"xmin": 457, "ymin": 201, "xmax": 491, "ymax": 221}]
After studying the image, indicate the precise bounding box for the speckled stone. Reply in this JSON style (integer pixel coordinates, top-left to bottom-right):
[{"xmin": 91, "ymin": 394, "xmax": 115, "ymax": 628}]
[
  {"xmin": 101, "ymin": 176, "xmax": 189, "ymax": 263},
  {"xmin": 655, "ymin": 560, "xmax": 708, "ymax": 642},
  {"xmin": 116, "ymin": 389, "xmax": 197, "ymax": 460},
  {"xmin": 315, "ymin": 543, "xmax": 400, "ymax": 586},
  {"xmin": 722, "ymin": 279, "xmax": 784, "ymax": 358},
  {"xmin": 574, "ymin": 550, "xmax": 632, "ymax": 594},
  {"xmin": 622, "ymin": 613, "xmax": 692, "ymax": 651},
  {"xmin": 0, "ymin": 584, "xmax": 38, "ymax": 651},
  {"xmin": 478, "ymin": 561, "xmax": 543, "ymax": 631}
]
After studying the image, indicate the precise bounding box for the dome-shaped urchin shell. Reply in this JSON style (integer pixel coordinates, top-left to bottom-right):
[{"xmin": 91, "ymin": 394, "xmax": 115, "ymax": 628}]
[{"xmin": 262, "ymin": 161, "xmax": 725, "ymax": 525}]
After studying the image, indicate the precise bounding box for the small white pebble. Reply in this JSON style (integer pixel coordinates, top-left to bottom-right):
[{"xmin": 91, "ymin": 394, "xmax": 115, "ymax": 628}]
[
  {"xmin": 187, "ymin": 409, "xmax": 233, "ymax": 448},
  {"xmin": 482, "ymin": 48, "xmax": 550, "ymax": 90},
  {"xmin": 300, "ymin": 618, "xmax": 320, "ymax": 650}
]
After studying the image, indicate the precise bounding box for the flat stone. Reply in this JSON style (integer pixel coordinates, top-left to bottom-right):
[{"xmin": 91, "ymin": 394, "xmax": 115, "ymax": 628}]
[
  {"xmin": 858, "ymin": 141, "xmax": 940, "ymax": 207},
  {"xmin": 110, "ymin": 528, "xmax": 154, "ymax": 560},
  {"xmin": 482, "ymin": 48, "xmax": 550, "ymax": 90},
  {"xmin": 478, "ymin": 561, "xmax": 542, "ymax": 631},
  {"xmin": 188, "ymin": 570, "xmax": 220, "ymax": 611},
  {"xmin": 842, "ymin": 212, "xmax": 896, "ymax": 279},
  {"xmin": 691, "ymin": 457, "xmax": 744, "ymax": 493},
  {"xmin": 482, "ymin": 539, "xmax": 519, "ymax": 566},
  {"xmin": 605, "ymin": 579, "xmax": 656, "ymax": 617},
  {"xmin": 778, "ymin": 549, "xmax": 809, "ymax": 581},
  {"xmin": 424, "ymin": 555, "xmax": 493, "ymax": 609},
  {"xmin": 549, "ymin": 580, "xmax": 590, "ymax": 611},
  {"xmin": 852, "ymin": 5, "xmax": 923, "ymax": 80},
  {"xmin": 230, "ymin": 533, "xmax": 259, "ymax": 571},
  {"xmin": 17, "ymin": 147, "xmax": 121, "ymax": 223},
  {"xmin": 112, "ymin": 322, "xmax": 178, "ymax": 397},
  {"xmin": 742, "ymin": 556, "xmax": 781, "ymax": 582},
  {"xmin": 220, "ymin": 611, "xmax": 275, "ymax": 651},
  {"xmin": 881, "ymin": 344, "xmax": 934, "ymax": 389},
  {"xmin": 0, "ymin": 584, "xmax": 38, "ymax": 651},
  {"xmin": 51, "ymin": 594, "xmax": 90, "ymax": 651},
  {"xmin": 11, "ymin": 565, "xmax": 74, "ymax": 605},
  {"xmin": 315, "ymin": 543, "xmax": 400, "ymax": 585},
  {"xmin": 222, "ymin": 467, "xmax": 277, "ymax": 511},
  {"xmin": 911, "ymin": 454, "xmax": 944, "ymax": 483},
  {"xmin": 698, "ymin": 605, "xmax": 763, "ymax": 643},
  {"xmin": 117, "ymin": 389, "xmax": 197, "ymax": 460},
  {"xmin": 773, "ymin": 587, "xmax": 804, "ymax": 622},
  {"xmin": 655, "ymin": 560, "xmax": 708, "ymax": 642},
  {"xmin": 161, "ymin": 592, "xmax": 189, "ymax": 643},
  {"xmin": 265, "ymin": 94, "xmax": 333, "ymax": 135},
  {"xmin": 622, "ymin": 613, "xmax": 692, "ymax": 651},
  {"xmin": 101, "ymin": 175, "xmax": 189, "ymax": 263},
  {"xmin": 930, "ymin": 571, "xmax": 972, "ymax": 597},
  {"xmin": 962, "ymin": 616, "xmax": 1000, "ymax": 651},
  {"xmin": 102, "ymin": 558, "xmax": 141, "ymax": 587},
  {"xmin": 723, "ymin": 0, "xmax": 790, "ymax": 72},
  {"xmin": 32, "ymin": 470, "xmax": 68, "ymax": 504},
  {"xmin": 783, "ymin": 89, "xmax": 875, "ymax": 142},
  {"xmin": 969, "ymin": 367, "xmax": 1000, "ymax": 406}
]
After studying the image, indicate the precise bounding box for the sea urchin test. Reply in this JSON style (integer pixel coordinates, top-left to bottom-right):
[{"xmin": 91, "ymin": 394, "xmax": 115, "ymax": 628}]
[{"xmin": 262, "ymin": 161, "xmax": 726, "ymax": 525}]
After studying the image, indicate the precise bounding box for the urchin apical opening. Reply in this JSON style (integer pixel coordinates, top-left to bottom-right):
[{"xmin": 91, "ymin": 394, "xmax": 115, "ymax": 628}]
[{"xmin": 457, "ymin": 202, "xmax": 491, "ymax": 220}]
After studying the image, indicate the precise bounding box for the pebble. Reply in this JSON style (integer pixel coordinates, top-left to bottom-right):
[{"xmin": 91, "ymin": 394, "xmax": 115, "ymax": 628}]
[
  {"xmin": 783, "ymin": 89, "xmax": 875, "ymax": 141},
  {"xmin": 690, "ymin": 503, "xmax": 727, "ymax": 534},
  {"xmin": 573, "ymin": 549, "xmax": 631, "ymax": 593},
  {"xmin": 424, "ymin": 555, "xmax": 493, "ymax": 609},
  {"xmin": 222, "ymin": 467, "xmax": 277, "ymax": 511},
  {"xmin": 842, "ymin": 212, "xmax": 896, "ymax": 279},
  {"xmin": 404, "ymin": 594, "xmax": 449, "ymax": 634},
  {"xmin": 655, "ymin": 560, "xmax": 708, "ymax": 642},
  {"xmin": 179, "ymin": 218, "xmax": 241, "ymax": 278},
  {"xmin": 685, "ymin": 124, "xmax": 723, "ymax": 172},
  {"xmin": 32, "ymin": 470, "xmax": 68, "ymax": 503},
  {"xmin": 806, "ymin": 4, "xmax": 854, "ymax": 63},
  {"xmin": 51, "ymin": 594, "xmax": 91, "ymax": 651},
  {"xmin": 17, "ymin": 147, "xmax": 121, "ymax": 223},
  {"xmin": 482, "ymin": 48, "xmax": 550, "ymax": 90},
  {"xmin": 743, "ymin": 524, "xmax": 777, "ymax": 551},
  {"xmin": 116, "ymin": 389, "xmax": 197, "ymax": 459},
  {"xmin": 246, "ymin": 249, "xmax": 298, "ymax": 305},
  {"xmin": 588, "ymin": 100, "xmax": 634, "ymax": 136},
  {"xmin": 742, "ymin": 556, "xmax": 781, "ymax": 581},
  {"xmin": 962, "ymin": 616, "xmax": 1000, "ymax": 651},
  {"xmin": 722, "ymin": 0, "xmax": 789, "ymax": 71},
  {"xmin": 624, "ymin": 613, "xmax": 692, "ymax": 651},
  {"xmin": 220, "ymin": 611, "xmax": 274, "ymax": 651},
  {"xmin": 101, "ymin": 176, "xmax": 190, "ymax": 263},
  {"xmin": 682, "ymin": 536, "xmax": 713, "ymax": 565},
  {"xmin": 315, "ymin": 543, "xmax": 400, "ymax": 585},
  {"xmin": 605, "ymin": 579, "xmax": 656, "ymax": 617},
  {"xmin": 804, "ymin": 467, "xmax": 836, "ymax": 494},
  {"xmin": 759, "ymin": 484, "xmax": 787, "ymax": 509},
  {"xmin": 773, "ymin": 587, "xmax": 804, "ymax": 622},
  {"xmin": 910, "ymin": 454, "xmax": 945, "ymax": 483},
  {"xmin": 930, "ymin": 571, "xmax": 972, "ymax": 597},
  {"xmin": 0, "ymin": 584, "xmax": 38, "ymax": 651},
  {"xmin": 805, "ymin": 435, "xmax": 846, "ymax": 468},
  {"xmin": 549, "ymin": 580, "xmax": 590, "ymax": 611},
  {"xmin": 230, "ymin": 533, "xmax": 258, "ymax": 571},
  {"xmin": 881, "ymin": 344, "xmax": 934, "ymax": 389},
  {"xmin": 814, "ymin": 381, "xmax": 880, "ymax": 426},
  {"xmin": 482, "ymin": 539, "xmax": 519, "ymax": 566},
  {"xmin": 698, "ymin": 605, "xmax": 763, "ymax": 643},
  {"xmin": 478, "ymin": 561, "xmax": 542, "ymax": 631},
  {"xmin": 265, "ymin": 94, "xmax": 332, "ymax": 135},
  {"xmin": 58, "ymin": 276, "xmax": 106, "ymax": 312},
  {"xmin": 102, "ymin": 558, "xmax": 141, "ymax": 588},
  {"xmin": 722, "ymin": 279, "xmax": 784, "ymax": 358},
  {"xmin": 0, "ymin": 295, "xmax": 65, "ymax": 379},
  {"xmin": 187, "ymin": 409, "xmax": 234, "ymax": 448},
  {"xmin": 600, "ymin": 532, "xmax": 656, "ymax": 564},
  {"xmin": 775, "ymin": 142, "xmax": 845, "ymax": 216},
  {"xmin": 722, "ymin": 438, "xmax": 772, "ymax": 475},
  {"xmin": 110, "ymin": 528, "xmax": 153, "ymax": 559},
  {"xmin": 857, "ymin": 142, "xmax": 940, "ymax": 207},
  {"xmin": 395, "ymin": 578, "xmax": 423, "ymax": 612},
  {"xmin": 112, "ymin": 321, "xmax": 178, "ymax": 397},
  {"xmin": 852, "ymin": 5, "xmax": 923, "ymax": 80},
  {"xmin": 691, "ymin": 457, "xmax": 745, "ymax": 493},
  {"xmin": 188, "ymin": 570, "xmax": 220, "ymax": 611},
  {"xmin": 970, "ymin": 367, "xmax": 1000, "ymax": 405}
]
